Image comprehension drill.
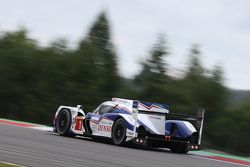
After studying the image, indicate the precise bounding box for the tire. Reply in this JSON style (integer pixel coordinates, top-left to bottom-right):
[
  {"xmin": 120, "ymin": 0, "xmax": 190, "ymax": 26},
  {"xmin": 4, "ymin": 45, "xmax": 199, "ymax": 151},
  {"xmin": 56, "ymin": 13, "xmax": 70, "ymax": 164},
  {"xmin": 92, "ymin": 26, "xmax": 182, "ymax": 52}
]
[
  {"xmin": 112, "ymin": 118, "xmax": 127, "ymax": 145},
  {"xmin": 170, "ymin": 143, "xmax": 188, "ymax": 154},
  {"xmin": 56, "ymin": 109, "xmax": 74, "ymax": 137}
]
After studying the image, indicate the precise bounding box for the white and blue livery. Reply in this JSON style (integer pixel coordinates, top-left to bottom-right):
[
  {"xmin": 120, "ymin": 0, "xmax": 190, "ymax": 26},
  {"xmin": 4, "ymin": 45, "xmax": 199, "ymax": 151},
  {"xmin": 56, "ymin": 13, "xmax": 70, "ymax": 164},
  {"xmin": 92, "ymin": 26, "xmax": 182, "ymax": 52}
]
[{"xmin": 53, "ymin": 98, "xmax": 204, "ymax": 153}]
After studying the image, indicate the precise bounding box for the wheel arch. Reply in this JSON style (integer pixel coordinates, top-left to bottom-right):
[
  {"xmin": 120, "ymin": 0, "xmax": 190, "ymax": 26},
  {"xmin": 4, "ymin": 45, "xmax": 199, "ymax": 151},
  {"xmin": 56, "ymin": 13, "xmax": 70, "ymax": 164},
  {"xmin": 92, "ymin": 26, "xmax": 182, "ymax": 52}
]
[
  {"xmin": 53, "ymin": 107, "xmax": 71, "ymax": 132},
  {"xmin": 55, "ymin": 108, "xmax": 74, "ymax": 136},
  {"xmin": 112, "ymin": 116, "xmax": 123, "ymax": 126},
  {"xmin": 111, "ymin": 115, "xmax": 132, "ymax": 130},
  {"xmin": 56, "ymin": 106, "xmax": 85, "ymax": 120}
]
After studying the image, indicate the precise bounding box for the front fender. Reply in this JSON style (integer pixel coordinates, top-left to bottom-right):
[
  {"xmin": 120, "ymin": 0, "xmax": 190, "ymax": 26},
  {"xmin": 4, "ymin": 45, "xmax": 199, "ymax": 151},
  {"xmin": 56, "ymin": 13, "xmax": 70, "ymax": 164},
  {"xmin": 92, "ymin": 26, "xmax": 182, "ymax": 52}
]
[
  {"xmin": 53, "ymin": 105, "xmax": 85, "ymax": 133},
  {"xmin": 55, "ymin": 106, "xmax": 85, "ymax": 118}
]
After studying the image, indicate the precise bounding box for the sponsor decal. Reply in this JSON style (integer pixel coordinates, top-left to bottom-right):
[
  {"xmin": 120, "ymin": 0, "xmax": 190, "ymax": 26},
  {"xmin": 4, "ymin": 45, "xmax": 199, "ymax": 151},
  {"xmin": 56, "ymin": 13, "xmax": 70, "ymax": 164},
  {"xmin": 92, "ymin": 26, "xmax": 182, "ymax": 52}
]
[{"xmin": 97, "ymin": 125, "xmax": 112, "ymax": 132}]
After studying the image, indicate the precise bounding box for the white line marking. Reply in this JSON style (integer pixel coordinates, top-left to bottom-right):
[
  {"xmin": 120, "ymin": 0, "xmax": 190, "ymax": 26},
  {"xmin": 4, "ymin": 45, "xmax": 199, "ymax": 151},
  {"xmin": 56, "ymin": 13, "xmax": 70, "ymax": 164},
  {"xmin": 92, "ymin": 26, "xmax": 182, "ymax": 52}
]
[{"xmin": 31, "ymin": 126, "xmax": 53, "ymax": 132}]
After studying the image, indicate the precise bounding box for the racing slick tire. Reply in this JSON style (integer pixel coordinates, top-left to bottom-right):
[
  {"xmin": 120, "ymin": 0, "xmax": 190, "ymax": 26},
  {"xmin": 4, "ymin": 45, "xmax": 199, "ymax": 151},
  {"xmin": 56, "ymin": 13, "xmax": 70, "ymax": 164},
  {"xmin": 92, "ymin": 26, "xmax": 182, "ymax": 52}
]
[
  {"xmin": 56, "ymin": 109, "xmax": 75, "ymax": 137},
  {"xmin": 170, "ymin": 143, "xmax": 188, "ymax": 154},
  {"xmin": 112, "ymin": 118, "xmax": 127, "ymax": 145}
]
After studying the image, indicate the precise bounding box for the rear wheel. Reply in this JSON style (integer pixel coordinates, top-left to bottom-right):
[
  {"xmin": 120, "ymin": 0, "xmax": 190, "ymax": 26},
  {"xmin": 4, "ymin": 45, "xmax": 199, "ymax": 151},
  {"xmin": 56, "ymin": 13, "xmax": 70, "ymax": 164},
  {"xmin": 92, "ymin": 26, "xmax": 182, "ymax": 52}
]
[
  {"xmin": 56, "ymin": 109, "xmax": 74, "ymax": 137},
  {"xmin": 112, "ymin": 118, "xmax": 127, "ymax": 145}
]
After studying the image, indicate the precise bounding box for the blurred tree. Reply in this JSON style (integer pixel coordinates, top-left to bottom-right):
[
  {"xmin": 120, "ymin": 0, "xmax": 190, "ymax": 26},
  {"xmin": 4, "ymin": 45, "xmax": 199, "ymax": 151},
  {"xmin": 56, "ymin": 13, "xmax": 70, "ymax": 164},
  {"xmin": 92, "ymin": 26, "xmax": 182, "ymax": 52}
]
[
  {"xmin": 181, "ymin": 44, "xmax": 205, "ymax": 114},
  {"xmin": 227, "ymin": 101, "xmax": 250, "ymax": 154},
  {"xmin": 143, "ymin": 34, "xmax": 168, "ymax": 75},
  {"xmin": 48, "ymin": 38, "xmax": 70, "ymax": 55},
  {"xmin": 182, "ymin": 45, "xmax": 228, "ymax": 141},
  {"xmin": 135, "ymin": 34, "xmax": 170, "ymax": 103},
  {"xmin": 212, "ymin": 63, "xmax": 224, "ymax": 83},
  {"xmin": 185, "ymin": 44, "xmax": 204, "ymax": 80},
  {"xmin": 67, "ymin": 40, "xmax": 100, "ymax": 110},
  {"xmin": 83, "ymin": 12, "xmax": 120, "ymax": 101},
  {"xmin": 210, "ymin": 100, "xmax": 250, "ymax": 155},
  {"xmin": 0, "ymin": 28, "xmax": 38, "ymax": 120}
]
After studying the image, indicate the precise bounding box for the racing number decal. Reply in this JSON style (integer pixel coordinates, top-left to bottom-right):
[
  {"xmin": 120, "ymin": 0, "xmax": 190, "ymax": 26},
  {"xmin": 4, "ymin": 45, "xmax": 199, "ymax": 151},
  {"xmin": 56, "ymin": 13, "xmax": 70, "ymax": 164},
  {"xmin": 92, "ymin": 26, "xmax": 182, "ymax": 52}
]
[
  {"xmin": 75, "ymin": 117, "xmax": 82, "ymax": 131},
  {"xmin": 97, "ymin": 125, "xmax": 112, "ymax": 132}
]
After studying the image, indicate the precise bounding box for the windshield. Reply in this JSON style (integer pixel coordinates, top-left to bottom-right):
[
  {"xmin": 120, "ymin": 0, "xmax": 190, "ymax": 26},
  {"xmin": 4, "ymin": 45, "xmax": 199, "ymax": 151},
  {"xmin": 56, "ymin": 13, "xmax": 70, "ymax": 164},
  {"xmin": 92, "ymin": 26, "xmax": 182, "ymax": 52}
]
[{"xmin": 93, "ymin": 104, "xmax": 114, "ymax": 114}]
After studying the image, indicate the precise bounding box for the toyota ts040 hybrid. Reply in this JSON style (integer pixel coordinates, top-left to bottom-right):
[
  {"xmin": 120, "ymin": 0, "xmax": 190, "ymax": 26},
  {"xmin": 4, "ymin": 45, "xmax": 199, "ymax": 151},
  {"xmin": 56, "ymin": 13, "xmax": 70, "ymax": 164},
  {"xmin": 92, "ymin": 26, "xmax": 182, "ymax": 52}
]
[{"xmin": 53, "ymin": 98, "xmax": 204, "ymax": 153}]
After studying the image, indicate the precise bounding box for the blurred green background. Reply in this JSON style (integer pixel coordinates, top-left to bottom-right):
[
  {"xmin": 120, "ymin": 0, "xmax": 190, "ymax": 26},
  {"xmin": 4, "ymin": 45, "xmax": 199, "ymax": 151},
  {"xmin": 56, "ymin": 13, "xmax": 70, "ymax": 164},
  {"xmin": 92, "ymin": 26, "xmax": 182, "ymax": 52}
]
[{"xmin": 0, "ymin": 12, "xmax": 249, "ymax": 155}]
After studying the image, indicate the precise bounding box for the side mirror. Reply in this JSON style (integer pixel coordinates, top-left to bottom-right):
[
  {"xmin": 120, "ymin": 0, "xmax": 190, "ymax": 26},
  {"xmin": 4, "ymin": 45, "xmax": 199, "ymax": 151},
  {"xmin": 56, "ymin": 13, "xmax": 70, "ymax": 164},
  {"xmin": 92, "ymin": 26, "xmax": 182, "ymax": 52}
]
[{"xmin": 77, "ymin": 105, "xmax": 84, "ymax": 110}]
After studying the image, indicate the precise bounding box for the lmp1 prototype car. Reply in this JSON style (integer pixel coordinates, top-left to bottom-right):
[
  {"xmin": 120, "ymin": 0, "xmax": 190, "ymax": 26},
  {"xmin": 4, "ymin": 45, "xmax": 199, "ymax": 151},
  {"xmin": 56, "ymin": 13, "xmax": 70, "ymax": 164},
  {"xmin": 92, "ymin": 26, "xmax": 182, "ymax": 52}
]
[{"xmin": 53, "ymin": 98, "xmax": 204, "ymax": 153}]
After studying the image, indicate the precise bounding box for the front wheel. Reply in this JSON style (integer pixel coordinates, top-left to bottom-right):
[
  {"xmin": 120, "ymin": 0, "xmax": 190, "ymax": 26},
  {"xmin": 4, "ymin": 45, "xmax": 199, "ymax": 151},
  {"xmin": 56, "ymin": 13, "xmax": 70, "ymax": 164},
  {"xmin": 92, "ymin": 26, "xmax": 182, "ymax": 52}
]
[
  {"xmin": 112, "ymin": 118, "xmax": 127, "ymax": 145},
  {"xmin": 56, "ymin": 109, "xmax": 74, "ymax": 137}
]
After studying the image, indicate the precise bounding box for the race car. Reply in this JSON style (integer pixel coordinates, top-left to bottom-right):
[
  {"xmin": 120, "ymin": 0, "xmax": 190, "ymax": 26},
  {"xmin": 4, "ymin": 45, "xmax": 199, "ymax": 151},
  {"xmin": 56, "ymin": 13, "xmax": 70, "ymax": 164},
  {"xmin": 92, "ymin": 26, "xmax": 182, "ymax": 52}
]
[{"xmin": 53, "ymin": 98, "xmax": 204, "ymax": 153}]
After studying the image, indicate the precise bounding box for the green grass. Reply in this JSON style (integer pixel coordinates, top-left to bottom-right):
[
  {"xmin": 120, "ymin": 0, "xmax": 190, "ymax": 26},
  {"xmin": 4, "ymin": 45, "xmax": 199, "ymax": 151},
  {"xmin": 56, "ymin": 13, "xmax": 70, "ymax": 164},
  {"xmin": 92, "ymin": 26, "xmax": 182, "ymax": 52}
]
[{"xmin": 0, "ymin": 162, "xmax": 20, "ymax": 167}]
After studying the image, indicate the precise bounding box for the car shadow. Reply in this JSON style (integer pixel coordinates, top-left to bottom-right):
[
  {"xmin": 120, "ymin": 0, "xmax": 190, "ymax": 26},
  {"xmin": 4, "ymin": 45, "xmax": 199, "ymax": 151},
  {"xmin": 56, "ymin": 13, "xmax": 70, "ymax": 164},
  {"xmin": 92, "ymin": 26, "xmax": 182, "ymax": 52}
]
[{"xmin": 48, "ymin": 132, "xmax": 183, "ymax": 155}]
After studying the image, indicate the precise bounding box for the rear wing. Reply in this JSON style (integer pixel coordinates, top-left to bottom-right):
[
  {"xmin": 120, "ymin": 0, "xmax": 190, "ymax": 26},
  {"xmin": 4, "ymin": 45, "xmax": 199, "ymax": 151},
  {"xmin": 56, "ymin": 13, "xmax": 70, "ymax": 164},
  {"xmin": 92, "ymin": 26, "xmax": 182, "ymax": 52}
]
[
  {"xmin": 132, "ymin": 100, "xmax": 205, "ymax": 144},
  {"xmin": 112, "ymin": 97, "xmax": 169, "ymax": 114}
]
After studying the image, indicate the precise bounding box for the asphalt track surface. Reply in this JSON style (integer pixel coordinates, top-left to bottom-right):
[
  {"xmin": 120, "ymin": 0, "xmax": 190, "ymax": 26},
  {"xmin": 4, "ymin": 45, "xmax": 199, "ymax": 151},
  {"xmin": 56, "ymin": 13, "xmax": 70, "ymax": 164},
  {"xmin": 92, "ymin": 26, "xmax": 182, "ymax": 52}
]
[{"xmin": 0, "ymin": 124, "xmax": 243, "ymax": 167}]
